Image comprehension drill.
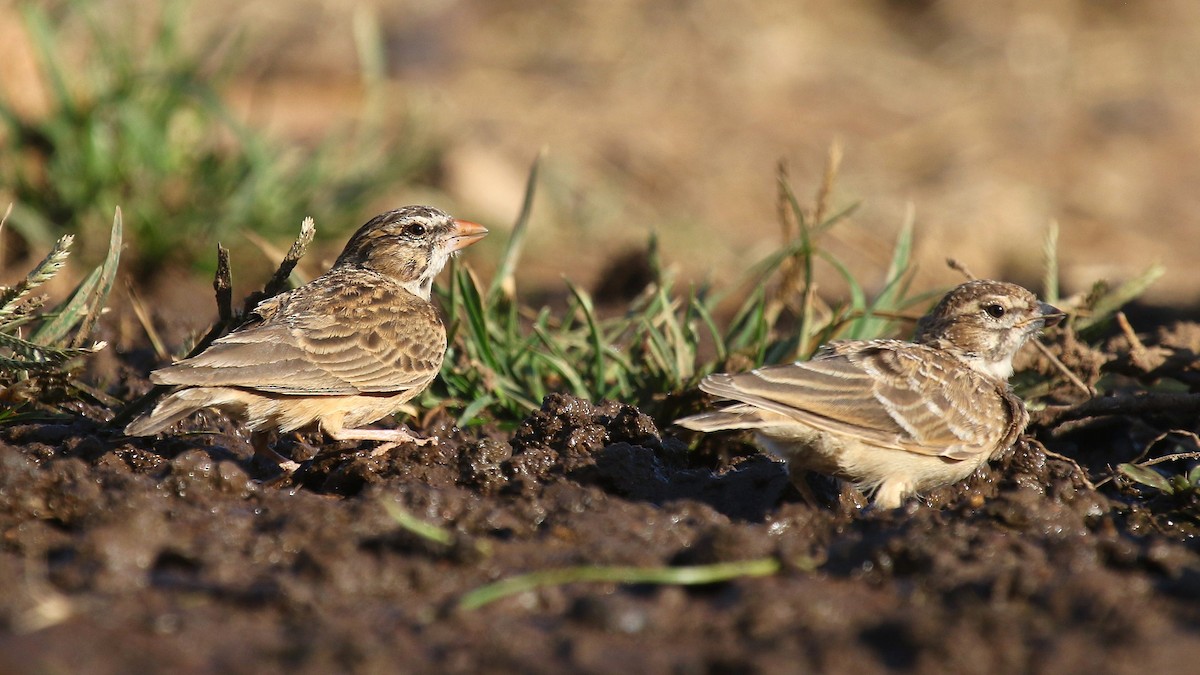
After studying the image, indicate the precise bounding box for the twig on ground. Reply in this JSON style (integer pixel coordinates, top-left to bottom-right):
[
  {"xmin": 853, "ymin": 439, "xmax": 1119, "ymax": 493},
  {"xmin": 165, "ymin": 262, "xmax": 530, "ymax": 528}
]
[
  {"xmin": 1025, "ymin": 436, "xmax": 1096, "ymax": 491},
  {"xmin": 109, "ymin": 219, "xmax": 316, "ymax": 431},
  {"xmin": 1116, "ymin": 311, "xmax": 1147, "ymax": 355},
  {"xmin": 1094, "ymin": 429, "xmax": 1200, "ymax": 488},
  {"xmin": 1033, "ymin": 392, "xmax": 1200, "ymax": 427},
  {"xmin": 1139, "ymin": 450, "xmax": 1200, "ymax": 467},
  {"xmin": 126, "ymin": 284, "xmax": 168, "ymax": 360},
  {"xmin": 1032, "ymin": 340, "xmax": 1095, "ymax": 398},
  {"xmin": 214, "ymin": 243, "xmax": 232, "ymax": 322},
  {"xmin": 242, "ymin": 216, "xmax": 315, "ymax": 314}
]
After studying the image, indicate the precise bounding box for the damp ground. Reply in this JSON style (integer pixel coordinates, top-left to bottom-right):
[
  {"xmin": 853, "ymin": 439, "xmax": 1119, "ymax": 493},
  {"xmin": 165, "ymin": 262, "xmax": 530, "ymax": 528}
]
[{"xmin": 3, "ymin": 321, "xmax": 1200, "ymax": 673}]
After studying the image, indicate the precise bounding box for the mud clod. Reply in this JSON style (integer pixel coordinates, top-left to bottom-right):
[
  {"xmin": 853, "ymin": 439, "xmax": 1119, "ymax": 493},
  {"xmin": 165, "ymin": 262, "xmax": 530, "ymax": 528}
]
[{"xmin": 2, "ymin": 375, "xmax": 1200, "ymax": 673}]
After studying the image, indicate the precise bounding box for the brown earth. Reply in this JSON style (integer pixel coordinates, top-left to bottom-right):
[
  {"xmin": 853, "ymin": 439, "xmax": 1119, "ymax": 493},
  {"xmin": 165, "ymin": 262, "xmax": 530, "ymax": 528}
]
[
  {"xmin": 3, "ymin": 2, "xmax": 1200, "ymax": 672},
  {"xmin": 1, "ymin": 319, "xmax": 1199, "ymax": 674}
]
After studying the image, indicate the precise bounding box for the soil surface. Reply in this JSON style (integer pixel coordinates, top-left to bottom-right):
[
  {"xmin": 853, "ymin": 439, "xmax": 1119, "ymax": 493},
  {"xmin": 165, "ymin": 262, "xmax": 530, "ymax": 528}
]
[{"xmin": 2, "ymin": 321, "xmax": 1200, "ymax": 674}]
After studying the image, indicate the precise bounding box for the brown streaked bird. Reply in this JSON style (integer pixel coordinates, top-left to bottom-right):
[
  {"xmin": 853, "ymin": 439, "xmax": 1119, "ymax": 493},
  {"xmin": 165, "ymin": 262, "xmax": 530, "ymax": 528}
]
[
  {"xmin": 676, "ymin": 280, "xmax": 1063, "ymax": 509},
  {"xmin": 125, "ymin": 206, "xmax": 488, "ymax": 471}
]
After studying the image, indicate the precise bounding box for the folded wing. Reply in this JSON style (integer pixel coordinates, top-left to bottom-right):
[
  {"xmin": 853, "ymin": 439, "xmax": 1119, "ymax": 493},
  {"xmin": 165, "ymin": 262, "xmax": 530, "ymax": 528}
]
[
  {"xmin": 152, "ymin": 270, "xmax": 445, "ymax": 396},
  {"xmin": 694, "ymin": 342, "xmax": 1010, "ymax": 460}
]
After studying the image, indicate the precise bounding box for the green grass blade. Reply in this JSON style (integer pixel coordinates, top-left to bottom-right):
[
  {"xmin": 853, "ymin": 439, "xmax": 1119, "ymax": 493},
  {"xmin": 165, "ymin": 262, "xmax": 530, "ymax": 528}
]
[
  {"xmin": 455, "ymin": 266, "xmax": 499, "ymax": 369},
  {"xmin": 690, "ymin": 293, "xmax": 727, "ymax": 367},
  {"xmin": 381, "ymin": 500, "xmax": 453, "ymax": 546},
  {"xmin": 29, "ymin": 268, "xmax": 101, "ymax": 347},
  {"xmin": 531, "ymin": 325, "xmax": 590, "ymax": 394},
  {"xmin": 70, "ymin": 207, "xmax": 124, "ymax": 347},
  {"xmin": 817, "ymin": 251, "xmax": 868, "ymax": 340},
  {"xmin": 1077, "ymin": 263, "xmax": 1165, "ymax": 332},
  {"xmin": 1043, "ymin": 220, "xmax": 1060, "ymax": 305},
  {"xmin": 29, "ymin": 210, "xmax": 123, "ymax": 347},
  {"xmin": 456, "ymin": 394, "xmax": 495, "ymax": 427},
  {"xmin": 458, "ymin": 558, "xmax": 781, "ymax": 611},
  {"xmin": 488, "ymin": 152, "xmax": 542, "ymax": 302},
  {"xmin": 566, "ymin": 280, "xmax": 606, "ymax": 395},
  {"xmin": 812, "ymin": 201, "xmax": 861, "ymax": 234}
]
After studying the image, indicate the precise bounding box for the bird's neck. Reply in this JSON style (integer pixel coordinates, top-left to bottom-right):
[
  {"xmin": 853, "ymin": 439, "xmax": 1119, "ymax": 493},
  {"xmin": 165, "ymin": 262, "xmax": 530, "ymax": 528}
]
[
  {"xmin": 958, "ymin": 352, "xmax": 1015, "ymax": 381},
  {"xmin": 926, "ymin": 336, "xmax": 1017, "ymax": 382},
  {"xmin": 400, "ymin": 276, "xmax": 434, "ymax": 302}
]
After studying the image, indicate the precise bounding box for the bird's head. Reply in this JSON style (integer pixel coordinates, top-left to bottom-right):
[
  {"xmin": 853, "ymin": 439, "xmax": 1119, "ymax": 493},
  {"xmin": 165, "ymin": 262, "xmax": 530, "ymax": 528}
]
[
  {"xmin": 334, "ymin": 206, "xmax": 488, "ymax": 301},
  {"xmin": 914, "ymin": 279, "xmax": 1063, "ymax": 380}
]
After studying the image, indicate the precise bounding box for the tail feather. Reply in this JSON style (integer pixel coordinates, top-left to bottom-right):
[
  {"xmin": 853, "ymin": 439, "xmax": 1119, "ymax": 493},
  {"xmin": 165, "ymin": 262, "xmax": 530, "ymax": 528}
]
[
  {"xmin": 123, "ymin": 389, "xmax": 208, "ymax": 436},
  {"xmin": 675, "ymin": 404, "xmax": 791, "ymax": 432}
]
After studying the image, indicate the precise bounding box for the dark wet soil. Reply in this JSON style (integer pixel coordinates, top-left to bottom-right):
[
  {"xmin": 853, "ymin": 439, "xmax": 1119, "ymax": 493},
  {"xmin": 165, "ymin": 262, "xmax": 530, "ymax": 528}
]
[{"xmin": 2, "ymin": 324, "xmax": 1200, "ymax": 674}]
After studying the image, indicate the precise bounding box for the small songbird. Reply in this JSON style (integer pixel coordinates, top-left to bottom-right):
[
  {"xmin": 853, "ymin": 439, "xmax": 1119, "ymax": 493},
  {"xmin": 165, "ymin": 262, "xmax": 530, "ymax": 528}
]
[
  {"xmin": 125, "ymin": 206, "xmax": 488, "ymax": 471},
  {"xmin": 676, "ymin": 280, "xmax": 1064, "ymax": 509}
]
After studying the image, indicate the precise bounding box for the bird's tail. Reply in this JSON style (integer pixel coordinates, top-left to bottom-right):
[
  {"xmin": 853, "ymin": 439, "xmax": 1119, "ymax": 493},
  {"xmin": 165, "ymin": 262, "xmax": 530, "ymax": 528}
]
[
  {"xmin": 123, "ymin": 389, "xmax": 209, "ymax": 436},
  {"xmin": 675, "ymin": 404, "xmax": 788, "ymax": 432}
]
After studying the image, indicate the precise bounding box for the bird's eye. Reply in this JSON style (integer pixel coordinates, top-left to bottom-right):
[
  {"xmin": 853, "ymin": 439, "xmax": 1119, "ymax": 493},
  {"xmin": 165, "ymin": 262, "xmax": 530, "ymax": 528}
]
[
  {"xmin": 984, "ymin": 304, "xmax": 1006, "ymax": 319},
  {"xmin": 405, "ymin": 223, "xmax": 426, "ymax": 236}
]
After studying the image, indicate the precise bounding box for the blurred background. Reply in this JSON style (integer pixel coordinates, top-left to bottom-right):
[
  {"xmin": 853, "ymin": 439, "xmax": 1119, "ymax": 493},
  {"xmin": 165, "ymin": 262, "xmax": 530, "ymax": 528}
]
[{"xmin": 2, "ymin": 0, "xmax": 1198, "ymax": 311}]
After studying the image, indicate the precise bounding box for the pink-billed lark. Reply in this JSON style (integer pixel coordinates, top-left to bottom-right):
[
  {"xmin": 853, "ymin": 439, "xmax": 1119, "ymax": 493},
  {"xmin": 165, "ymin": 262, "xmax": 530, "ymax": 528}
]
[
  {"xmin": 676, "ymin": 280, "xmax": 1064, "ymax": 509},
  {"xmin": 125, "ymin": 206, "xmax": 488, "ymax": 472}
]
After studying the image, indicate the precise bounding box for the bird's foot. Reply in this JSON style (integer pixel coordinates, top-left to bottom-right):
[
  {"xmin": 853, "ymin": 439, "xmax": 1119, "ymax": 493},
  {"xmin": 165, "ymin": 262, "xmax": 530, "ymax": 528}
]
[{"xmin": 326, "ymin": 426, "xmax": 437, "ymax": 458}]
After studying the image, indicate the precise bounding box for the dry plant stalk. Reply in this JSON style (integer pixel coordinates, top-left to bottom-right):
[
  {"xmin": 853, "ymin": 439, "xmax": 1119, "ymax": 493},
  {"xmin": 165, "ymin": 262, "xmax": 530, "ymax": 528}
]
[
  {"xmin": 110, "ymin": 218, "xmax": 317, "ymax": 430},
  {"xmin": 768, "ymin": 142, "xmax": 843, "ymax": 323}
]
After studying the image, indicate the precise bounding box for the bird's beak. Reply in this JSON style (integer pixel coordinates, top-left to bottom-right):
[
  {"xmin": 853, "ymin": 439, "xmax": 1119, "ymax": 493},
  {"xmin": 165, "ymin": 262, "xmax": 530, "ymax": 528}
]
[
  {"xmin": 448, "ymin": 219, "xmax": 489, "ymax": 251},
  {"xmin": 1039, "ymin": 302, "xmax": 1066, "ymax": 327}
]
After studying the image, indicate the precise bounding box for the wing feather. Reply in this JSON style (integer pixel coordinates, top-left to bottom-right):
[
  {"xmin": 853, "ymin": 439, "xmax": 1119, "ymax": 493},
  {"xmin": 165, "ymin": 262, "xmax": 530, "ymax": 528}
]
[
  {"xmin": 152, "ymin": 269, "xmax": 445, "ymax": 396},
  {"xmin": 697, "ymin": 343, "xmax": 1011, "ymax": 459}
]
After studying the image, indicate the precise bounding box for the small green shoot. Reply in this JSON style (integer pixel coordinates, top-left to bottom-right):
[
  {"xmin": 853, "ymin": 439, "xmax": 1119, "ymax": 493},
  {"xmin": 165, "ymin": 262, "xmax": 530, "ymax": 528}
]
[
  {"xmin": 1120, "ymin": 463, "xmax": 1200, "ymax": 497},
  {"xmin": 381, "ymin": 500, "xmax": 454, "ymax": 547},
  {"xmin": 1073, "ymin": 264, "xmax": 1166, "ymax": 334},
  {"xmin": 1118, "ymin": 439, "xmax": 1200, "ymax": 498},
  {"xmin": 457, "ymin": 557, "xmax": 781, "ymax": 611},
  {"xmin": 381, "ymin": 498, "xmax": 490, "ymax": 558}
]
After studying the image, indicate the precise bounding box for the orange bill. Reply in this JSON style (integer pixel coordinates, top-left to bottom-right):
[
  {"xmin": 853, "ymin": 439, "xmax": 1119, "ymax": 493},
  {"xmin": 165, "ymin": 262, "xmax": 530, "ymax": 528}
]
[{"xmin": 449, "ymin": 219, "xmax": 489, "ymax": 251}]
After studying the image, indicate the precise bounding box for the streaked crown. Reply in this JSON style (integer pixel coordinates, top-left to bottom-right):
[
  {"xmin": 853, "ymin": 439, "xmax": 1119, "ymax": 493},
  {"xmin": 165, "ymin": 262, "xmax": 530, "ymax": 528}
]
[
  {"xmin": 914, "ymin": 279, "xmax": 1062, "ymax": 380},
  {"xmin": 333, "ymin": 206, "xmax": 487, "ymax": 300}
]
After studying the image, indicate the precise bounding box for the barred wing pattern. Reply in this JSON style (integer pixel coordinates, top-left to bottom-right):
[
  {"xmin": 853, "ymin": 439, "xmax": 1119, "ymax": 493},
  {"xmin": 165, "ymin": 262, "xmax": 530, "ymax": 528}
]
[
  {"xmin": 152, "ymin": 268, "xmax": 445, "ymax": 396},
  {"xmin": 698, "ymin": 341, "xmax": 1020, "ymax": 460}
]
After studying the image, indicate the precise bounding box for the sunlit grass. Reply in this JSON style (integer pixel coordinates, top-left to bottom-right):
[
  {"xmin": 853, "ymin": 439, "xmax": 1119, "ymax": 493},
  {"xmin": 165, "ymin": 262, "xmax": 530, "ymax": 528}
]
[
  {"xmin": 0, "ymin": 206, "xmax": 121, "ymax": 414},
  {"xmin": 428, "ymin": 149, "xmax": 931, "ymax": 427},
  {"xmin": 0, "ymin": 0, "xmax": 436, "ymax": 277}
]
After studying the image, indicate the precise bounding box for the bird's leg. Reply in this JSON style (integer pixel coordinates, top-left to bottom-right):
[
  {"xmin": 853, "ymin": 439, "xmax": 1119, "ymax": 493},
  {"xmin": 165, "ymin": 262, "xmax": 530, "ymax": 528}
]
[
  {"xmin": 787, "ymin": 464, "xmax": 823, "ymax": 507},
  {"xmin": 324, "ymin": 424, "xmax": 437, "ymax": 457},
  {"xmin": 870, "ymin": 479, "xmax": 910, "ymax": 511},
  {"xmin": 838, "ymin": 481, "xmax": 871, "ymax": 512},
  {"xmin": 251, "ymin": 431, "xmax": 302, "ymax": 474}
]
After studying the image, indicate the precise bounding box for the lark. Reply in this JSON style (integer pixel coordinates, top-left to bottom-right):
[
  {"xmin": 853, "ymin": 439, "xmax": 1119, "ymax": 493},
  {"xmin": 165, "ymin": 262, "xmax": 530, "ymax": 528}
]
[
  {"xmin": 125, "ymin": 206, "xmax": 488, "ymax": 471},
  {"xmin": 676, "ymin": 280, "xmax": 1063, "ymax": 509}
]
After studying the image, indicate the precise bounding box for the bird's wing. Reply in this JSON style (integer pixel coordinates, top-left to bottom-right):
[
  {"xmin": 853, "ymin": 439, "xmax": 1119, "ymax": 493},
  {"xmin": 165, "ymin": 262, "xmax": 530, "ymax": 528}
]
[
  {"xmin": 152, "ymin": 271, "xmax": 446, "ymax": 395},
  {"xmin": 698, "ymin": 343, "xmax": 1012, "ymax": 459}
]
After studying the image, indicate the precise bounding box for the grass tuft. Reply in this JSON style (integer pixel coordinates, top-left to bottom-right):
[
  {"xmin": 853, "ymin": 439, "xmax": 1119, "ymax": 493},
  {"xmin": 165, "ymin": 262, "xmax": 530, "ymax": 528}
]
[
  {"xmin": 1, "ymin": 207, "xmax": 121, "ymax": 414},
  {"xmin": 0, "ymin": 0, "xmax": 436, "ymax": 278},
  {"xmin": 430, "ymin": 152, "xmax": 927, "ymax": 428}
]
